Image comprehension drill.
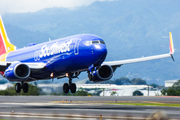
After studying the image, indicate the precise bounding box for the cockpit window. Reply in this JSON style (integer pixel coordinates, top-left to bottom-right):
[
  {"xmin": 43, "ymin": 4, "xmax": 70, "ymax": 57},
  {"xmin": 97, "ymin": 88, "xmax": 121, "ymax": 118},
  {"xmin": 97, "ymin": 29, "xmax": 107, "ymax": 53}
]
[
  {"xmin": 99, "ymin": 40, "xmax": 105, "ymax": 44},
  {"xmin": 84, "ymin": 41, "xmax": 92, "ymax": 46},
  {"xmin": 92, "ymin": 40, "xmax": 100, "ymax": 44},
  {"xmin": 84, "ymin": 40, "xmax": 105, "ymax": 45}
]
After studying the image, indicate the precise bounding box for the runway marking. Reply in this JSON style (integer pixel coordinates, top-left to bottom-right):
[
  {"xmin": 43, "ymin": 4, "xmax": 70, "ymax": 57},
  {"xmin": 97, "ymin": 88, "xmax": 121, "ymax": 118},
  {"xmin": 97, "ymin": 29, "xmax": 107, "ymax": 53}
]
[
  {"xmin": 0, "ymin": 114, "xmax": 87, "ymax": 120},
  {"xmin": 0, "ymin": 100, "xmax": 180, "ymax": 107},
  {"xmin": 50, "ymin": 100, "xmax": 180, "ymax": 105},
  {"xmin": 0, "ymin": 112, "xmax": 179, "ymax": 120},
  {"xmin": 0, "ymin": 102, "xmax": 85, "ymax": 106},
  {"xmin": 0, "ymin": 112, "xmax": 162, "ymax": 120}
]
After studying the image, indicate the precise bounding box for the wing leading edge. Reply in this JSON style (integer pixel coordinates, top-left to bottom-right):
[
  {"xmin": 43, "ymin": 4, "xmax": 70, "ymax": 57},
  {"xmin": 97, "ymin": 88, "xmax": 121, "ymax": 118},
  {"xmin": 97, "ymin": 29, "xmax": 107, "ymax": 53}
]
[
  {"xmin": 103, "ymin": 32, "xmax": 175, "ymax": 68},
  {"xmin": 0, "ymin": 61, "xmax": 46, "ymax": 71}
]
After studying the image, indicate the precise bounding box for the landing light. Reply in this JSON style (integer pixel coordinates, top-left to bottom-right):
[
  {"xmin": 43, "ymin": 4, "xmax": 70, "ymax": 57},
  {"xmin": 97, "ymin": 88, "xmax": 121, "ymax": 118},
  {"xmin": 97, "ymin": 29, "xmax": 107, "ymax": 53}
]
[
  {"xmin": 50, "ymin": 73, "xmax": 54, "ymax": 77},
  {"xmin": 66, "ymin": 73, "xmax": 69, "ymax": 77}
]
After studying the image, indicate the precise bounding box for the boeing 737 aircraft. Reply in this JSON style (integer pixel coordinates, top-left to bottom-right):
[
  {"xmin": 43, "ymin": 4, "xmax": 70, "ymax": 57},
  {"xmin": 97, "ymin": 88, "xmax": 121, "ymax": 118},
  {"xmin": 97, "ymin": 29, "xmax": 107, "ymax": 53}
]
[{"xmin": 0, "ymin": 16, "xmax": 175, "ymax": 93}]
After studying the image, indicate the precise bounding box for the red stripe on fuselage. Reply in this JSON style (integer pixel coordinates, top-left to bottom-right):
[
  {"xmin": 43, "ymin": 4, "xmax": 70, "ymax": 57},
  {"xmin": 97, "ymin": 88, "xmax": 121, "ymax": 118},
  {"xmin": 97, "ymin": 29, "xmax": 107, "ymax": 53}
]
[
  {"xmin": 0, "ymin": 71, "xmax": 4, "ymax": 76},
  {"xmin": 0, "ymin": 33, "xmax": 6, "ymax": 55}
]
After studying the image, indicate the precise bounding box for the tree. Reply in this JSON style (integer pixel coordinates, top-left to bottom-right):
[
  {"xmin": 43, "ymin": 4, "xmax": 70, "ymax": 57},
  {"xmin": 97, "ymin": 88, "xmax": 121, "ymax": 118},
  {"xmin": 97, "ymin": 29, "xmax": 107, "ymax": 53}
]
[
  {"xmin": 75, "ymin": 90, "xmax": 91, "ymax": 96},
  {"xmin": 114, "ymin": 77, "xmax": 131, "ymax": 85},
  {"xmin": 85, "ymin": 77, "xmax": 148, "ymax": 86},
  {"xmin": 111, "ymin": 91, "xmax": 117, "ymax": 96},
  {"xmin": 173, "ymin": 80, "xmax": 180, "ymax": 88},
  {"xmin": 161, "ymin": 80, "xmax": 180, "ymax": 96},
  {"xmin": 133, "ymin": 90, "xmax": 143, "ymax": 96},
  {"xmin": 130, "ymin": 78, "xmax": 147, "ymax": 85},
  {"xmin": 0, "ymin": 83, "xmax": 41, "ymax": 95},
  {"xmin": 150, "ymin": 83, "xmax": 159, "ymax": 88}
]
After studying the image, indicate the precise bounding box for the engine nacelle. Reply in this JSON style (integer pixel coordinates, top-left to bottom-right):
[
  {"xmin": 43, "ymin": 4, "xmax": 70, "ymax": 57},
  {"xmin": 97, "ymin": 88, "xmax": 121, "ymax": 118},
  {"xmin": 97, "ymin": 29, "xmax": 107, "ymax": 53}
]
[
  {"xmin": 89, "ymin": 64, "xmax": 113, "ymax": 82},
  {"xmin": 4, "ymin": 62, "xmax": 30, "ymax": 81}
]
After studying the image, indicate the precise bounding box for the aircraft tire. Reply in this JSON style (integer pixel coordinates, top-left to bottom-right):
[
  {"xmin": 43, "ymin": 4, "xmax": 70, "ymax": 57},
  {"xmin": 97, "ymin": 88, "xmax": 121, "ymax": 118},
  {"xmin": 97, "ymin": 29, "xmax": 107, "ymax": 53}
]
[
  {"xmin": 63, "ymin": 83, "xmax": 69, "ymax": 93},
  {"xmin": 70, "ymin": 83, "xmax": 76, "ymax": 93},
  {"xmin": 15, "ymin": 83, "xmax": 21, "ymax": 93},
  {"xmin": 23, "ymin": 83, "xmax": 28, "ymax": 93}
]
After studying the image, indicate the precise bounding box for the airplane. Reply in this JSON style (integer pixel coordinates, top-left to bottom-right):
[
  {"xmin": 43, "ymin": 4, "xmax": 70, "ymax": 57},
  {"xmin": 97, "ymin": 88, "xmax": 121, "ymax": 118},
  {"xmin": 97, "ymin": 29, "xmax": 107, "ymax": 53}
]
[{"xmin": 0, "ymin": 15, "xmax": 175, "ymax": 93}]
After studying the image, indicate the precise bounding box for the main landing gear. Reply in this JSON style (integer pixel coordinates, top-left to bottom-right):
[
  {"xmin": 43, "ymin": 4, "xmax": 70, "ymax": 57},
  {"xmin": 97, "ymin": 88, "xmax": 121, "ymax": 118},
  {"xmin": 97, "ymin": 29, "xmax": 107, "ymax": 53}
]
[
  {"xmin": 63, "ymin": 73, "xmax": 76, "ymax": 93},
  {"xmin": 15, "ymin": 82, "xmax": 28, "ymax": 93}
]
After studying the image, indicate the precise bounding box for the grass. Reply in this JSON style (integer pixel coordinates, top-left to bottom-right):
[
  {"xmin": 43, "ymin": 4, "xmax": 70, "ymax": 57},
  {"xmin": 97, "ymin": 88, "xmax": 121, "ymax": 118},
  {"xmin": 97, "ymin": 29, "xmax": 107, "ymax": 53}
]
[{"xmin": 106, "ymin": 102, "xmax": 180, "ymax": 107}]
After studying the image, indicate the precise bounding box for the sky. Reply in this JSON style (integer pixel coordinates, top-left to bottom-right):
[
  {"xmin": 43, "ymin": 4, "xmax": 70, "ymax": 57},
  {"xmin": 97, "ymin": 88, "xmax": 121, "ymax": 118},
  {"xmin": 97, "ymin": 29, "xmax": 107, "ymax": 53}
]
[{"xmin": 0, "ymin": 0, "xmax": 112, "ymax": 15}]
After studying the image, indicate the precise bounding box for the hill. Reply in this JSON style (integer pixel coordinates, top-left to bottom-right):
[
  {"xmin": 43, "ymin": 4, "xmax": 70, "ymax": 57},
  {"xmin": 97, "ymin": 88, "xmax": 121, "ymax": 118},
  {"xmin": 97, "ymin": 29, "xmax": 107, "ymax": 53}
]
[{"xmin": 1, "ymin": 0, "xmax": 180, "ymax": 84}]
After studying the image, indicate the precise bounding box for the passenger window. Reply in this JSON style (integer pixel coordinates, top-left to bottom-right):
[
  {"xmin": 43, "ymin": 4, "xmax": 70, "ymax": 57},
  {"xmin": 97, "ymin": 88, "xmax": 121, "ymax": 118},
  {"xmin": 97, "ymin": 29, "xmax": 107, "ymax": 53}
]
[{"xmin": 84, "ymin": 40, "xmax": 105, "ymax": 45}]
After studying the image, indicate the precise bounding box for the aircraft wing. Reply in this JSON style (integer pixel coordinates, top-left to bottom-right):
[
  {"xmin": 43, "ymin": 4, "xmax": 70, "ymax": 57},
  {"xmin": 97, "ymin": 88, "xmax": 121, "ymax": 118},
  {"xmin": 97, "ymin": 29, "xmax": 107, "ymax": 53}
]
[
  {"xmin": 0, "ymin": 61, "xmax": 46, "ymax": 71},
  {"xmin": 103, "ymin": 32, "xmax": 175, "ymax": 68}
]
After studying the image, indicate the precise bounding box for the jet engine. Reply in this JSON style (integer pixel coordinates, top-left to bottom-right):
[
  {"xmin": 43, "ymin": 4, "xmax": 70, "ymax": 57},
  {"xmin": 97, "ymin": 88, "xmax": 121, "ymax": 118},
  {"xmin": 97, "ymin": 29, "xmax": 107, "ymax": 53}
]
[
  {"xmin": 88, "ymin": 64, "xmax": 113, "ymax": 82},
  {"xmin": 4, "ymin": 62, "xmax": 30, "ymax": 81}
]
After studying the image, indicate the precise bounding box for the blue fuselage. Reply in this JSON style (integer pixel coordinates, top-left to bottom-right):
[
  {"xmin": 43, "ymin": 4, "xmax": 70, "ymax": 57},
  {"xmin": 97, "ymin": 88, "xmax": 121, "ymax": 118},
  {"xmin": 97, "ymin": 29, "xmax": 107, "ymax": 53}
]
[{"xmin": 6, "ymin": 34, "xmax": 107, "ymax": 80}]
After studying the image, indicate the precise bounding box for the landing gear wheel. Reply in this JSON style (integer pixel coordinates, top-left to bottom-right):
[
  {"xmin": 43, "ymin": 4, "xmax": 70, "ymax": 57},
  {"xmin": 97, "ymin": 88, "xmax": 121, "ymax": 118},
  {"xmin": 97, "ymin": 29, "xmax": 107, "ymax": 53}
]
[
  {"xmin": 63, "ymin": 83, "xmax": 69, "ymax": 93},
  {"xmin": 70, "ymin": 83, "xmax": 76, "ymax": 93},
  {"xmin": 23, "ymin": 83, "xmax": 28, "ymax": 93},
  {"xmin": 15, "ymin": 83, "xmax": 21, "ymax": 93}
]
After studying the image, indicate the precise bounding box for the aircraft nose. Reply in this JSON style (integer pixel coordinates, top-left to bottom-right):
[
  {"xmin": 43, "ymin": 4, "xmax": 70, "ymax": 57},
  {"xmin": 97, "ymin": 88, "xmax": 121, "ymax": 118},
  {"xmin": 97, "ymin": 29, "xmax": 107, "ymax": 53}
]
[{"xmin": 93, "ymin": 44, "xmax": 107, "ymax": 58}]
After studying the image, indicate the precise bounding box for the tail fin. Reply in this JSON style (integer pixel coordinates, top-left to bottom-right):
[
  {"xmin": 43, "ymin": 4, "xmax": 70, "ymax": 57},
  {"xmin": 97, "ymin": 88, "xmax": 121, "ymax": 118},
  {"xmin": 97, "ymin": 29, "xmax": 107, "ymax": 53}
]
[
  {"xmin": 0, "ymin": 15, "xmax": 16, "ymax": 56},
  {"xmin": 169, "ymin": 32, "xmax": 174, "ymax": 54},
  {"xmin": 169, "ymin": 32, "xmax": 175, "ymax": 61}
]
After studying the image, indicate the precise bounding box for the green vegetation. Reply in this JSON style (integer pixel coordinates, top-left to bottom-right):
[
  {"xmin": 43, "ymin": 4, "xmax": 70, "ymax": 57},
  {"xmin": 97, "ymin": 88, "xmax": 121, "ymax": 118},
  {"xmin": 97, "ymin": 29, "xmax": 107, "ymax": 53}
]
[
  {"xmin": 161, "ymin": 80, "xmax": 180, "ymax": 96},
  {"xmin": 53, "ymin": 90, "xmax": 92, "ymax": 96},
  {"xmin": 0, "ymin": 83, "xmax": 41, "ymax": 95},
  {"xmin": 131, "ymin": 78, "xmax": 147, "ymax": 85},
  {"xmin": 150, "ymin": 83, "xmax": 160, "ymax": 88},
  {"xmin": 74, "ymin": 90, "xmax": 92, "ymax": 96},
  {"xmin": 106, "ymin": 103, "xmax": 180, "ymax": 107},
  {"xmin": 0, "ymin": 83, "xmax": 93, "ymax": 96},
  {"xmin": 86, "ymin": 77, "xmax": 147, "ymax": 85},
  {"xmin": 111, "ymin": 91, "xmax": 117, "ymax": 96}
]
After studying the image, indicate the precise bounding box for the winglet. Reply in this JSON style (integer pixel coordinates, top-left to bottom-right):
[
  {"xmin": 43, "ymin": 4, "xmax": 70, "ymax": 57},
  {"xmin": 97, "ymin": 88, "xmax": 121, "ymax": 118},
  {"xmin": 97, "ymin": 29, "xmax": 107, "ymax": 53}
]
[
  {"xmin": 169, "ymin": 32, "xmax": 174, "ymax": 54},
  {"xmin": 169, "ymin": 32, "xmax": 175, "ymax": 61}
]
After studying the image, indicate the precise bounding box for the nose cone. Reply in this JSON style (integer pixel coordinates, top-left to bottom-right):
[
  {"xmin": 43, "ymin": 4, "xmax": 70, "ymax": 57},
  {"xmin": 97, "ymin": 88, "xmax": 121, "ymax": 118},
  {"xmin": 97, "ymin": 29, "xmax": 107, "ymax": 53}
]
[{"xmin": 93, "ymin": 44, "xmax": 107, "ymax": 64}]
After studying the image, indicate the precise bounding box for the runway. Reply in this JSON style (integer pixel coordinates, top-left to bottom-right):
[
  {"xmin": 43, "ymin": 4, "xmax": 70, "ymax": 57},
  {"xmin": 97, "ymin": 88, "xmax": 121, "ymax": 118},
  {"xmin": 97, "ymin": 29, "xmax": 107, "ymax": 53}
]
[{"xmin": 0, "ymin": 96, "xmax": 180, "ymax": 120}]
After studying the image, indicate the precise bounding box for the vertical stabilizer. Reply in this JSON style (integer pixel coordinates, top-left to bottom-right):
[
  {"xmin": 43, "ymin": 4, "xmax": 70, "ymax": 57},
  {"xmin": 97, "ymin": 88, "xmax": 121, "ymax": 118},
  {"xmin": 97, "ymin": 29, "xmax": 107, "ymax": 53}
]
[
  {"xmin": 0, "ymin": 15, "xmax": 16, "ymax": 56},
  {"xmin": 169, "ymin": 32, "xmax": 175, "ymax": 61},
  {"xmin": 169, "ymin": 32, "xmax": 174, "ymax": 55}
]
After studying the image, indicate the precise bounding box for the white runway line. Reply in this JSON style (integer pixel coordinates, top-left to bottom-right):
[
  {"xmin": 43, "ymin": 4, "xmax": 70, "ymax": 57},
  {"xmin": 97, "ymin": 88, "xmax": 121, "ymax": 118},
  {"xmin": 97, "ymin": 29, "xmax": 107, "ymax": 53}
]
[{"xmin": 0, "ymin": 112, "xmax": 154, "ymax": 120}]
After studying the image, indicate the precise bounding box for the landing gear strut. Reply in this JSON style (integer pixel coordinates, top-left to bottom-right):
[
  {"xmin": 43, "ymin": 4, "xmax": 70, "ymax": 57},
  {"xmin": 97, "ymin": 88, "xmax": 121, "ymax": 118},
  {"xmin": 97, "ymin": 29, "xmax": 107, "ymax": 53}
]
[
  {"xmin": 15, "ymin": 82, "xmax": 29, "ymax": 93},
  {"xmin": 63, "ymin": 73, "xmax": 76, "ymax": 93}
]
